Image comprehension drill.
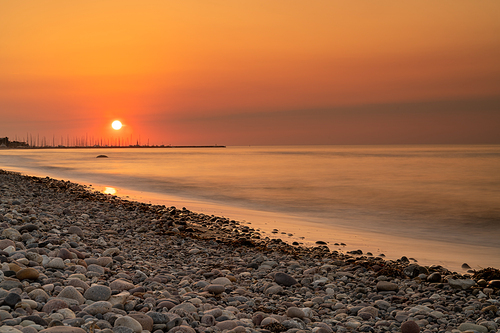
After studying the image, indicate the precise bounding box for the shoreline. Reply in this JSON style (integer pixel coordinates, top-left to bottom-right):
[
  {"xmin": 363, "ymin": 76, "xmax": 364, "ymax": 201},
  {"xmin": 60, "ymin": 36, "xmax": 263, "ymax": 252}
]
[
  {"xmin": 83, "ymin": 185, "xmax": 500, "ymax": 274},
  {"xmin": 2, "ymin": 165, "xmax": 499, "ymax": 273},
  {"xmin": 0, "ymin": 169, "xmax": 499, "ymax": 333}
]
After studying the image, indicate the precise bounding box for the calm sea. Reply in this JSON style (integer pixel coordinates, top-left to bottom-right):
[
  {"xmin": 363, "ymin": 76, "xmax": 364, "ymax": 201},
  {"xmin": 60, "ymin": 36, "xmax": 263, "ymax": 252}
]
[{"xmin": 1, "ymin": 145, "xmax": 499, "ymax": 269}]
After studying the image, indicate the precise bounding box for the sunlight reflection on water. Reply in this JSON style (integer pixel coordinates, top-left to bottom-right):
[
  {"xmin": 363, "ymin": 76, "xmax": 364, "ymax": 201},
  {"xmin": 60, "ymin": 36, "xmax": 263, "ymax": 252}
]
[{"xmin": 103, "ymin": 186, "xmax": 117, "ymax": 195}]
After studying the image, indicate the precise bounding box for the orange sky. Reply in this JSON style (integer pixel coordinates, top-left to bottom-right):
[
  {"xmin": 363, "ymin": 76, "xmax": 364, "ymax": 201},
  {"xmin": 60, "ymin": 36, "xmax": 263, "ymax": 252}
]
[{"xmin": 1, "ymin": 1, "xmax": 499, "ymax": 145}]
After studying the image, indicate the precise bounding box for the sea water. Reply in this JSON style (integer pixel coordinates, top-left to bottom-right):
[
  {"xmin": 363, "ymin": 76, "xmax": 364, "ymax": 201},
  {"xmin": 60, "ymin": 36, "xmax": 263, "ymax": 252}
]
[{"xmin": 1, "ymin": 145, "xmax": 499, "ymax": 270}]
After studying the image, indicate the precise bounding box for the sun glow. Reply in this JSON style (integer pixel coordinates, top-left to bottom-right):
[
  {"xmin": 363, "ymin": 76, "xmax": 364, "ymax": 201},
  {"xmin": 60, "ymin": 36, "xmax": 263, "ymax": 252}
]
[{"xmin": 111, "ymin": 120, "xmax": 122, "ymax": 130}]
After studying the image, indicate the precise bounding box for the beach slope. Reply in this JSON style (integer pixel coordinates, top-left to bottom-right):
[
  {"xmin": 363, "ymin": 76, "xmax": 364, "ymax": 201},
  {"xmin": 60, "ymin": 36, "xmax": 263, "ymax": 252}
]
[{"xmin": 0, "ymin": 169, "xmax": 499, "ymax": 333}]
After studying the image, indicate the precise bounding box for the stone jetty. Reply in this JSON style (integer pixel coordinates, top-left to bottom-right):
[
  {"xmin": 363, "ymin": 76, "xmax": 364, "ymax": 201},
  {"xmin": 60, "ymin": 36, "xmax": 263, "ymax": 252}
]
[{"xmin": 0, "ymin": 170, "xmax": 499, "ymax": 333}]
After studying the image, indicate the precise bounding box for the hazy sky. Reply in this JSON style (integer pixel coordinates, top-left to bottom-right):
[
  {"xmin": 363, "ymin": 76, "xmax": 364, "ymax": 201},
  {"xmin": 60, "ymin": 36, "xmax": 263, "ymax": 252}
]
[{"xmin": 1, "ymin": 1, "xmax": 499, "ymax": 145}]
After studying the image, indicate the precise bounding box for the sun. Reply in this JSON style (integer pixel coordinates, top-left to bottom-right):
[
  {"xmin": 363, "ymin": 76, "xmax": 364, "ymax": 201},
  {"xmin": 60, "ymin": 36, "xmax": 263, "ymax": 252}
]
[{"xmin": 111, "ymin": 120, "xmax": 122, "ymax": 130}]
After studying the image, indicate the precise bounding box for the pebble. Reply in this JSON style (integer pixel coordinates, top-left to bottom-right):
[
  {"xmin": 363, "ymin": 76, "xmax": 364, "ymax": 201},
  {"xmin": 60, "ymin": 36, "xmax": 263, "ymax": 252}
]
[
  {"xmin": 401, "ymin": 320, "xmax": 420, "ymax": 333},
  {"xmin": 114, "ymin": 316, "xmax": 142, "ymax": 333},
  {"xmin": 274, "ymin": 272, "xmax": 298, "ymax": 286},
  {"xmin": 83, "ymin": 285, "xmax": 112, "ymax": 301},
  {"xmin": 376, "ymin": 281, "xmax": 398, "ymax": 291}
]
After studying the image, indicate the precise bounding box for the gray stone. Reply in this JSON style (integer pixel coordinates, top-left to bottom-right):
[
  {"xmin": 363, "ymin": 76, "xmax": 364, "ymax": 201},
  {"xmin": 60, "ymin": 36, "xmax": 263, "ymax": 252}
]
[
  {"xmin": 42, "ymin": 299, "xmax": 69, "ymax": 313},
  {"xmin": 114, "ymin": 316, "xmax": 143, "ymax": 333},
  {"xmin": 67, "ymin": 226, "xmax": 84, "ymax": 238},
  {"xmin": 146, "ymin": 312, "xmax": 170, "ymax": 325},
  {"xmin": 46, "ymin": 258, "xmax": 65, "ymax": 269},
  {"xmin": 84, "ymin": 301, "xmax": 112, "ymax": 315},
  {"xmin": 57, "ymin": 286, "xmax": 85, "ymax": 305},
  {"xmin": 109, "ymin": 279, "xmax": 134, "ymax": 291},
  {"xmin": 376, "ymin": 281, "xmax": 398, "ymax": 291},
  {"xmin": 448, "ymin": 278, "xmax": 476, "ymax": 290},
  {"xmin": 2, "ymin": 228, "xmax": 21, "ymax": 241},
  {"xmin": 38, "ymin": 328, "xmax": 85, "ymax": 333},
  {"xmin": 4, "ymin": 292, "xmax": 21, "ymax": 307},
  {"xmin": 206, "ymin": 284, "xmax": 225, "ymax": 294},
  {"xmin": 458, "ymin": 323, "xmax": 487, "ymax": 333},
  {"xmin": 84, "ymin": 285, "xmax": 112, "ymax": 301},
  {"xmin": 170, "ymin": 302, "xmax": 197, "ymax": 314},
  {"xmin": 168, "ymin": 326, "xmax": 196, "ymax": 333},
  {"xmin": 211, "ymin": 277, "xmax": 231, "ymax": 285}
]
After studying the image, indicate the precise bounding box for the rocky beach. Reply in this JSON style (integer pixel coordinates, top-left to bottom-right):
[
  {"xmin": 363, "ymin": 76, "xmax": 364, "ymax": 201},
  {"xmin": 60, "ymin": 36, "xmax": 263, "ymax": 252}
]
[{"xmin": 0, "ymin": 169, "xmax": 499, "ymax": 333}]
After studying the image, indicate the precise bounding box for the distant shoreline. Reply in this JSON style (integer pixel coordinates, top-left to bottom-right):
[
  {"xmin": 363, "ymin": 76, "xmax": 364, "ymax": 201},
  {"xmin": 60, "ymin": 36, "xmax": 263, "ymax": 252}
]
[{"xmin": 0, "ymin": 145, "xmax": 226, "ymax": 149}]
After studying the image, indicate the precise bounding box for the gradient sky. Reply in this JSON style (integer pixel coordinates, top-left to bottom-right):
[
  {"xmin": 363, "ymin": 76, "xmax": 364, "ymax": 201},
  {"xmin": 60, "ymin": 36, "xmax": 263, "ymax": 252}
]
[{"xmin": 1, "ymin": 1, "xmax": 499, "ymax": 146}]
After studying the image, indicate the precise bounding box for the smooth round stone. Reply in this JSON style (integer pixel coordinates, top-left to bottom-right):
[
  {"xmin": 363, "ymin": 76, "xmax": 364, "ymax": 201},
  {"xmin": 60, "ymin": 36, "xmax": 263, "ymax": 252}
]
[
  {"xmin": 358, "ymin": 306, "xmax": 378, "ymax": 318},
  {"xmin": 0, "ymin": 280, "xmax": 22, "ymax": 290},
  {"xmin": 265, "ymin": 285, "xmax": 284, "ymax": 295},
  {"xmin": 314, "ymin": 323, "xmax": 333, "ymax": 333},
  {"xmin": 4, "ymin": 246, "xmax": 16, "ymax": 254},
  {"xmin": 200, "ymin": 315, "xmax": 215, "ymax": 326},
  {"xmin": 57, "ymin": 308, "xmax": 76, "ymax": 319},
  {"xmin": 0, "ymin": 310, "xmax": 13, "ymax": 320},
  {"xmin": 67, "ymin": 278, "xmax": 90, "ymax": 292},
  {"xmin": 67, "ymin": 226, "xmax": 84, "ymax": 238},
  {"xmin": 146, "ymin": 312, "xmax": 170, "ymax": 325},
  {"xmin": 171, "ymin": 302, "xmax": 197, "ymax": 314},
  {"xmin": 0, "ymin": 240, "xmax": 16, "ymax": 250},
  {"xmin": 21, "ymin": 327, "xmax": 38, "ymax": 333},
  {"xmin": 97, "ymin": 257, "xmax": 113, "ymax": 267},
  {"xmin": 114, "ymin": 316, "xmax": 142, "ymax": 333},
  {"xmin": 16, "ymin": 268, "xmax": 40, "ymax": 280},
  {"xmin": 344, "ymin": 321, "xmax": 361, "ymax": 329},
  {"xmin": 39, "ymin": 327, "xmax": 87, "ymax": 333},
  {"xmin": 4, "ymin": 292, "xmax": 21, "ymax": 307},
  {"xmin": 23, "ymin": 315, "xmax": 48, "ymax": 326},
  {"xmin": 128, "ymin": 313, "xmax": 154, "ymax": 331},
  {"xmin": 57, "ymin": 286, "xmax": 85, "ymax": 305},
  {"xmin": 206, "ymin": 284, "xmax": 225, "ymax": 294},
  {"xmin": 42, "ymin": 299, "xmax": 69, "ymax": 313},
  {"xmin": 57, "ymin": 249, "xmax": 73, "ymax": 260},
  {"xmin": 112, "ymin": 327, "xmax": 133, "ymax": 333},
  {"xmin": 274, "ymin": 272, "xmax": 298, "ymax": 286},
  {"xmin": 87, "ymin": 264, "xmax": 105, "ymax": 275},
  {"xmin": 2, "ymin": 228, "xmax": 21, "ymax": 241},
  {"xmin": 0, "ymin": 327, "xmax": 23, "ymax": 333},
  {"xmin": 167, "ymin": 326, "xmax": 196, "ymax": 333},
  {"xmin": 102, "ymin": 247, "xmax": 121, "ymax": 257},
  {"xmin": 286, "ymin": 307, "xmax": 305, "ymax": 319},
  {"xmin": 215, "ymin": 320, "xmax": 238, "ymax": 331},
  {"xmin": 28, "ymin": 289, "xmax": 50, "ymax": 302},
  {"xmin": 374, "ymin": 300, "xmax": 390, "ymax": 310},
  {"xmin": 401, "ymin": 320, "xmax": 420, "ymax": 333},
  {"xmin": 204, "ymin": 308, "xmax": 223, "ymax": 318},
  {"xmin": 46, "ymin": 258, "xmax": 65, "ymax": 269},
  {"xmin": 426, "ymin": 272, "xmax": 441, "ymax": 283},
  {"xmin": 211, "ymin": 277, "xmax": 232, "ymax": 285},
  {"xmin": 83, "ymin": 301, "xmax": 112, "ymax": 315},
  {"xmin": 457, "ymin": 323, "xmax": 487, "ymax": 333},
  {"xmin": 487, "ymin": 280, "xmax": 500, "ymax": 288},
  {"xmin": 260, "ymin": 317, "xmax": 279, "ymax": 326},
  {"xmin": 376, "ymin": 281, "xmax": 398, "ymax": 291},
  {"xmin": 68, "ymin": 274, "xmax": 87, "ymax": 281},
  {"xmin": 84, "ymin": 285, "xmax": 112, "ymax": 301},
  {"xmin": 109, "ymin": 279, "xmax": 134, "ymax": 291}
]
